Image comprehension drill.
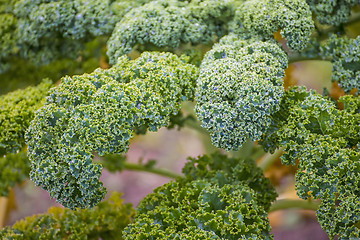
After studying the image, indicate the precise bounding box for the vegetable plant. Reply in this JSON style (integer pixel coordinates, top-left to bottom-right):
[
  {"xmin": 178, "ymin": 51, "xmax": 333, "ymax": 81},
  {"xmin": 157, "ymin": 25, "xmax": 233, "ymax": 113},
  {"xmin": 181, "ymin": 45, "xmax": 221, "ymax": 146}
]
[{"xmin": 0, "ymin": 0, "xmax": 359, "ymax": 239}]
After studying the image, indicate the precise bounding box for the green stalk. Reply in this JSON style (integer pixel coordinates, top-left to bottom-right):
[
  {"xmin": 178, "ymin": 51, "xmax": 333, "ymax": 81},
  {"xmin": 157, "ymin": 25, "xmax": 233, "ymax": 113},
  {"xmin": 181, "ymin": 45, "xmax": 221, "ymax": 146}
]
[
  {"xmin": 123, "ymin": 162, "xmax": 182, "ymax": 179},
  {"xmin": 183, "ymin": 117, "xmax": 209, "ymax": 135},
  {"xmin": 288, "ymin": 12, "xmax": 360, "ymax": 64},
  {"xmin": 316, "ymin": 11, "xmax": 360, "ymax": 39},
  {"xmin": 183, "ymin": 117, "xmax": 219, "ymax": 154},
  {"xmin": 258, "ymin": 147, "xmax": 284, "ymax": 171},
  {"xmin": 288, "ymin": 56, "xmax": 324, "ymax": 64},
  {"xmin": 269, "ymin": 199, "xmax": 321, "ymax": 213}
]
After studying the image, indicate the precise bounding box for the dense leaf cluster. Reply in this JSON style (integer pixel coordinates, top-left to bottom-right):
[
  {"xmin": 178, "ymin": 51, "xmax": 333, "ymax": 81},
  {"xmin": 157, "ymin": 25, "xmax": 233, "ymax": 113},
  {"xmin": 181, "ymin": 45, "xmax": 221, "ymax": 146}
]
[
  {"xmin": 195, "ymin": 34, "xmax": 287, "ymax": 150},
  {"xmin": 321, "ymin": 34, "xmax": 360, "ymax": 95},
  {"xmin": 0, "ymin": 0, "xmax": 359, "ymax": 239},
  {"xmin": 0, "ymin": 10, "xmax": 17, "ymax": 73},
  {"xmin": 26, "ymin": 52, "xmax": 198, "ymax": 209},
  {"xmin": 230, "ymin": 0, "xmax": 314, "ymax": 51},
  {"xmin": 295, "ymin": 34, "xmax": 360, "ymax": 94},
  {"xmin": 0, "ymin": 0, "xmax": 148, "ymax": 73},
  {"xmin": 261, "ymin": 87, "xmax": 360, "ymax": 239},
  {"xmin": 181, "ymin": 153, "xmax": 278, "ymax": 211},
  {"xmin": 124, "ymin": 153, "xmax": 277, "ymax": 239},
  {"xmin": 0, "ymin": 152, "xmax": 29, "ymax": 196},
  {"xmin": 0, "ymin": 192, "xmax": 135, "ymax": 240},
  {"xmin": 107, "ymin": 0, "xmax": 235, "ymax": 64},
  {"xmin": 0, "ymin": 79, "xmax": 52, "ymax": 156},
  {"xmin": 194, "ymin": 0, "xmax": 315, "ymax": 151},
  {"xmin": 0, "ymin": 79, "xmax": 52, "ymax": 197},
  {"xmin": 0, "ymin": 37, "xmax": 107, "ymax": 95},
  {"xmin": 306, "ymin": 0, "xmax": 360, "ymax": 26}
]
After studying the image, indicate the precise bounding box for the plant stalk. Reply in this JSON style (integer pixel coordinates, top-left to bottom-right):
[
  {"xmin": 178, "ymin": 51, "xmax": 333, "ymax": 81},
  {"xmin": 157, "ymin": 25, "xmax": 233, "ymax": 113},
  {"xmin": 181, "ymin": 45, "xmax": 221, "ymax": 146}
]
[
  {"xmin": 288, "ymin": 56, "xmax": 324, "ymax": 64},
  {"xmin": 184, "ymin": 118, "xmax": 209, "ymax": 135},
  {"xmin": 258, "ymin": 147, "xmax": 284, "ymax": 171},
  {"xmin": 0, "ymin": 196, "xmax": 8, "ymax": 228},
  {"xmin": 183, "ymin": 118, "xmax": 219, "ymax": 154},
  {"xmin": 269, "ymin": 199, "xmax": 321, "ymax": 213},
  {"xmin": 123, "ymin": 162, "xmax": 182, "ymax": 179}
]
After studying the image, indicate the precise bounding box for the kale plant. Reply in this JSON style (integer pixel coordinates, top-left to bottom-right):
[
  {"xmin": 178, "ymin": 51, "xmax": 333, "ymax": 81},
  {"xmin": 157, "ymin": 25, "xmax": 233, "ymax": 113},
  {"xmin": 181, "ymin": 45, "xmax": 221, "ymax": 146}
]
[{"xmin": 0, "ymin": 0, "xmax": 359, "ymax": 239}]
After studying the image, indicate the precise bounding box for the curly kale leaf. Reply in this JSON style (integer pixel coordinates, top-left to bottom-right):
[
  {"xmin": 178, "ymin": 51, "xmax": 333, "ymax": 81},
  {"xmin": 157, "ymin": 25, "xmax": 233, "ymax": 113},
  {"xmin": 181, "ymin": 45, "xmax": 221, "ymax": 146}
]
[
  {"xmin": 0, "ymin": 36, "xmax": 107, "ymax": 95},
  {"xmin": 261, "ymin": 87, "xmax": 360, "ymax": 239},
  {"xmin": 0, "ymin": 0, "xmax": 147, "ymax": 72},
  {"xmin": 107, "ymin": 0, "xmax": 235, "ymax": 64},
  {"xmin": 125, "ymin": 181, "xmax": 272, "ymax": 239},
  {"xmin": 321, "ymin": 34, "xmax": 360, "ymax": 95},
  {"xmin": 25, "ymin": 52, "xmax": 198, "ymax": 209},
  {"xmin": 0, "ymin": 12, "xmax": 18, "ymax": 73},
  {"xmin": 306, "ymin": 0, "xmax": 360, "ymax": 26},
  {"xmin": 14, "ymin": 0, "xmax": 114, "ymax": 39},
  {"xmin": 317, "ymin": 193, "xmax": 360, "ymax": 239},
  {"xmin": 182, "ymin": 152, "xmax": 278, "ymax": 211},
  {"xmin": 195, "ymin": 34, "xmax": 287, "ymax": 151},
  {"xmin": 0, "ymin": 79, "xmax": 52, "ymax": 156},
  {"xmin": 110, "ymin": 0, "xmax": 153, "ymax": 19},
  {"xmin": 12, "ymin": 0, "xmax": 115, "ymax": 65},
  {"xmin": 0, "ymin": 152, "xmax": 29, "ymax": 196},
  {"xmin": 230, "ymin": 0, "xmax": 314, "ymax": 51},
  {"xmin": 296, "ymin": 34, "xmax": 359, "ymax": 95},
  {"xmin": 124, "ymin": 153, "xmax": 276, "ymax": 239},
  {"xmin": 0, "ymin": 192, "xmax": 135, "ymax": 240}
]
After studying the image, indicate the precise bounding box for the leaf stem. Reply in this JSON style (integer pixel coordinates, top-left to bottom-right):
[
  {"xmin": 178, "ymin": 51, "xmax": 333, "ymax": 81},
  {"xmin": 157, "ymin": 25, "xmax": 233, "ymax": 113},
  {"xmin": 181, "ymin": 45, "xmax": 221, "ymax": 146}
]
[
  {"xmin": 258, "ymin": 147, "xmax": 284, "ymax": 171},
  {"xmin": 183, "ymin": 117, "xmax": 209, "ymax": 135},
  {"xmin": 0, "ymin": 196, "xmax": 8, "ymax": 228},
  {"xmin": 288, "ymin": 12, "xmax": 360, "ymax": 64},
  {"xmin": 318, "ymin": 11, "xmax": 360, "ymax": 38},
  {"xmin": 183, "ymin": 117, "xmax": 219, "ymax": 154},
  {"xmin": 288, "ymin": 56, "xmax": 324, "ymax": 64},
  {"xmin": 123, "ymin": 162, "xmax": 182, "ymax": 179},
  {"xmin": 269, "ymin": 199, "xmax": 321, "ymax": 213}
]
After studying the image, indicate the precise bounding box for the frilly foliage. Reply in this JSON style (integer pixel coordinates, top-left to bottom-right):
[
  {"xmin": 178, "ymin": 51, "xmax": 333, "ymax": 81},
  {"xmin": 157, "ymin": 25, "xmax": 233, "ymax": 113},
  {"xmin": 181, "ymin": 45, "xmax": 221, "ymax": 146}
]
[
  {"xmin": 181, "ymin": 153, "xmax": 278, "ymax": 211},
  {"xmin": 306, "ymin": 0, "xmax": 360, "ymax": 26},
  {"xmin": 0, "ymin": 37, "xmax": 106, "ymax": 95},
  {"xmin": 0, "ymin": 0, "xmax": 148, "ymax": 73},
  {"xmin": 317, "ymin": 195, "xmax": 360, "ymax": 240},
  {"xmin": 25, "ymin": 52, "xmax": 198, "ymax": 209},
  {"xmin": 321, "ymin": 34, "xmax": 360, "ymax": 95},
  {"xmin": 261, "ymin": 87, "xmax": 360, "ymax": 239},
  {"xmin": 125, "ymin": 181, "xmax": 272, "ymax": 239},
  {"xmin": 195, "ymin": 34, "xmax": 287, "ymax": 150},
  {"xmin": 0, "ymin": 152, "xmax": 29, "ymax": 196},
  {"xmin": 0, "ymin": 192, "xmax": 135, "ymax": 240},
  {"xmin": 14, "ymin": 0, "xmax": 115, "ymax": 39},
  {"xmin": 295, "ymin": 34, "xmax": 359, "ymax": 94},
  {"xmin": 124, "ymin": 153, "xmax": 277, "ymax": 239},
  {"xmin": 0, "ymin": 12, "xmax": 18, "ymax": 73},
  {"xmin": 107, "ymin": 0, "xmax": 235, "ymax": 64},
  {"xmin": 0, "ymin": 79, "xmax": 53, "ymax": 156},
  {"xmin": 1, "ymin": 0, "xmax": 359, "ymax": 238},
  {"xmin": 230, "ymin": 0, "xmax": 314, "ymax": 51}
]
